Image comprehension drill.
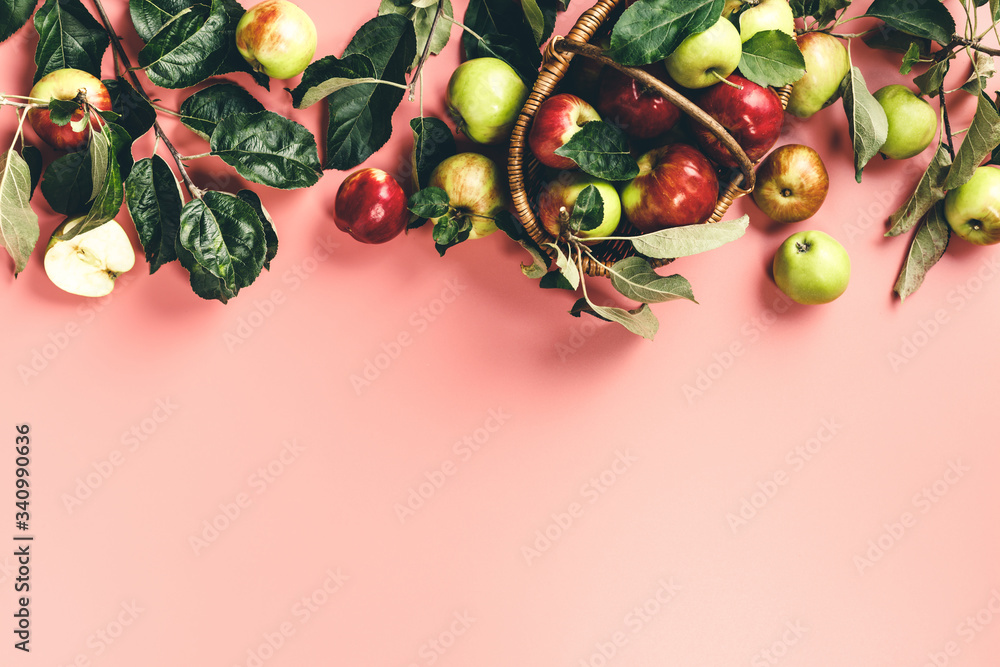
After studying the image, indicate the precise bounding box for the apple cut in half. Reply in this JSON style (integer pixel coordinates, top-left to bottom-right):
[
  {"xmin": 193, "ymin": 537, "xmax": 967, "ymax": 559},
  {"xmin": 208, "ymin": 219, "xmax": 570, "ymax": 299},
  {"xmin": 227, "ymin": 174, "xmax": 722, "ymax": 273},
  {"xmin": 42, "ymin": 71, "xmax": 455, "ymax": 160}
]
[{"xmin": 44, "ymin": 217, "xmax": 136, "ymax": 297}]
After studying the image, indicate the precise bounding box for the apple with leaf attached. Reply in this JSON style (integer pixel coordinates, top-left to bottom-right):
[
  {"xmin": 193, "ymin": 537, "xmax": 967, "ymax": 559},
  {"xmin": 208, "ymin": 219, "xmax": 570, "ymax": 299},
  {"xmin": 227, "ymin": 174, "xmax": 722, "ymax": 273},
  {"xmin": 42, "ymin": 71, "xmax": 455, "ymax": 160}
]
[
  {"xmin": 664, "ymin": 17, "xmax": 743, "ymax": 89},
  {"xmin": 528, "ymin": 93, "xmax": 602, "ymax": 169},
  {"xmin": 536, "ymin": 173, "xmax": 621, "ymax": 241},
  {"xmin": 27, "ymin": 68, "xmax": 111, "ymax": 151}
]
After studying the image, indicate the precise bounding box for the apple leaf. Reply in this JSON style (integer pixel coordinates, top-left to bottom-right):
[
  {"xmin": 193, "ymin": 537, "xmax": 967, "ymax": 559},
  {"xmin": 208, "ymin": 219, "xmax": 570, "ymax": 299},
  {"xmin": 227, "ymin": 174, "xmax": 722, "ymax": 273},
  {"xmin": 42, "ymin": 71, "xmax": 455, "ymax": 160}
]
[
  {"xmin": 431, "ymin": 213, "xmax": 472, "ymax": 254},
  {"xmin": 176, "ymin": 191, "xmax": 266, "ymax": 303},
  {"xmin": 913, "ymin": 54, "xmax": 952, "ymax": 96},
  {"xmin": 0, "ymin": 150, "xmax": 40, "ymax": 275},
  {"xmin": 379, "ymin": 0, "xmax": 454, "ymax": 70},
  {"xmin": 540, "ymin": 271, "xmax": 576, "ymax": 289},
  {"xmin": 470, "ymin": 32, "xmax": 542, "ymax": 86},
  {"xmin": 125, "ymin": 155, "xmax": 183, "ymax": 274},
  {"xmin": 893, "ymin": 204, "xmax": 950, "ymax": 301},
  {"xmin": 886, "ymin": 143, "xmax": 951, "ymax": 237},
  {"xmin": 899, "ymin": 42, "xmax": 922, "ymax": 74},
  {"xmin": 630, "ymin": 215, "xmax": 749, "ymax": 259},
  {"xmin": 862, "ymin": 0, "xmax": 955, "ymax": 46},
  {"xmin": 841, "ymin": 65, "xmax": 888, "ymax": 183},
  {"xmin": 236, "ymin": 190, "xmax": 279, "ymax": 271},
  {"xmin": 46, "ymin": 99, "xmax": 80, "ymax": 127},
  {"xmin": 493, "ymin": 209, "xmax": 549, "ymax": 278},
  {"xmin": 407, "ymin": 187, "xmax": 451, "ymax": 219},
  {"xmin": 289, "ymin": 53, "xmax": 378, "ymax": 110},
  {"xmin": 789, "ymin": 0, "xmax": 849, "ymax": 23},
  {"xmin": 129, "ymin": 0, "xmax": 205, "ymax": 41},
  {"xmin": 104, "ymin": 78, "xmax": 157, "ymax": 141},
  {"xmin": 607, "ymin": 256, "xmax": 696, "ymax": 304},
  {"xmin": 462, "ymin": 0, "xmax": 537, "ymax": 66},
  {"xmin": 568, "ymin": 185, "xmax": 605, "ymax": 233},
  {"xmin": 570, "ymin": 298, "xmax": 660, "ymax": 340},
  {"xmin": 32, "ymin": 0, "xmax": 111, "ymax": 83},
  {"xmin": 320, "ymin": 14, "xmax": 416, "ymax": 171},
  {"xmin": 40, "ymin": 150, "xmax": 92, "ymax": 215},
  {"xmin": 0, "ymin": 0, "xmax": 38, "ymax": 44},
  {"xmin": 941, "ymin": 93, "xmax": 1000, "ymax": 192},
  {"xmin": 738, "ymin": 30, "xmax": 806, "ymax": 89},
  {"xmin": 210, "ymin": 111, "xmax": 323, "ymax": 190},
  {"xmin": 960, "ymin": 51, "xmax": 996, "ymax": 96},
  {"xmin": 62, "ymin": 122, "xmax": 130, "ymax": 240},
  {"xmin": 410, "ymin": 117, "xmax": 456, "ymax": 190},
  {"xmin": 554, "ymin": 121, "xmax": 640, "ymax": 181},
  {"xmin": 136, "ymin": 0, "xmax": 232, "ymax": 90},
  {"xmin": 521, "ymin": 0, "xmax": 546, "ymax": 45},
  {"xmin": 549, "ymin": 243, "xmax": 580, "ymax": 289},
  {"xmin": 863, "ymin": 28, "xmax": 931, "ymax": 56},
  {"xmin": 21, "ymin": 146, "xmax": 43, "ymax": 199},
  {"xmin": 180, "ymin": 83, "xmax": 265, "ymax": 141},
  {"xmin": 606, "ymin": 0, "xmax": 724, "ymax": 66}
]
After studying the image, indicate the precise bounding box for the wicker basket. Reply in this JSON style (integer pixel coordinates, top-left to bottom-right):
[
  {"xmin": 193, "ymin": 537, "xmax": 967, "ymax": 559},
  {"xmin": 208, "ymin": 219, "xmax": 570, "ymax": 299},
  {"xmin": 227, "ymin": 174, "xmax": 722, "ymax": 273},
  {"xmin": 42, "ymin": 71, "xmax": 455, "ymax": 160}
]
[{"xmin": 507, "ymin": 0, "xmax": 792, "ymax": 277}]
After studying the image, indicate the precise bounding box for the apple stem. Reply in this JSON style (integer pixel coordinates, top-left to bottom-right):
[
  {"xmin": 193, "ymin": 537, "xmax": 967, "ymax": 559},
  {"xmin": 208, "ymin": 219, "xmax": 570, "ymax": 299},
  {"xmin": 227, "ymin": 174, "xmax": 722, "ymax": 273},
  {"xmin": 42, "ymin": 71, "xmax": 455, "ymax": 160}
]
[
  {"xmin": 938, "ymin": 86, "xmax": 956, "ymax": 159},
  {"xmin": 178, "ymin": 152, "xmax": 212, "ymax": 161},
  {"xmin": 447, "ymin": 17, "xmax": 485, "ymax": 44},
  {"xmin": 711, "ymin": 71, "xmax": 742, "ymax": 89}
]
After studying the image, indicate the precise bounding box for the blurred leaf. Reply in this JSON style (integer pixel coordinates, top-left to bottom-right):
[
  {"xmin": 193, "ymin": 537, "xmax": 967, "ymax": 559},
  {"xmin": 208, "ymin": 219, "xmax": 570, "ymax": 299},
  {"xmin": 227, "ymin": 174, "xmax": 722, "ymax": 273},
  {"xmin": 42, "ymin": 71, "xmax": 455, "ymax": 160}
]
[
  {"xmin": 211, "ymin": 111, "xmax": 322, "ymax": 190},
  {"xmin": 863, "ymin": 29, "xmax": 930, "ymax": 56},
  {"xmin": 862, "ymin": 0, "xmax": 955, "ymax": 45},
  {"xmin": 941, "ymin": 93, "xmax": 1000, "ymax": 191},
  {"xmin": 521, "ymin": 0, "xmax": 545, "ymax": 44},
  {"xmin": 431, "ymin": 212, "xmax": 471, "ymax": 254},
  {"xmin": 410, "ymin": 116, "xmax": 456, "ymax": 190},
  {"xmin": 0, "ymin": 150, "xmax": 40, "ymax": 275},
  {"xmin": 607, "ymin": 0, "xmax": 724, "ymax": 66},
  {"xmin": 608, "ymin": 256, "xmax": 696, "ymax": 304},
  {"xmin": 841, "ymin": 65, "xmax": 888, "ymax": 182},
  {"xmin": 539, "ymin": 270, "xmax": 576, "ymax": 289},
  {"xmin": 462, "ymin": 0, "xmax": 536, "ymax": 62},
  {"xmin": 554, "ymin": 121, "xmax": 640, "ymax": 181},
  {"xmin": 104, "ymin": 78, "xmax": 157, "ymax": 141},
  {"xmin": 738, "ymin": 30, "xmax": 806, "ymax": 88},
  {"xmin": 33, "ymin": 0, "xmax": 110, "ymax": 83},
  {"xmin": 125, "ymin": 155, "xmax": 183, "ymax": 273},
  {"xmin": 550, "ymin": 243, "xmax": 580, "ymax": 289},
  {"xmin": 789, "ymin": 0, "xmax": 849, "ymax": 23},
  {"xmin": 0, "ymin": 0, "xmax": 38, "ymax": 44},
  {"xmin": 893, "ymin": 204, "xmax": 950, "ymax": 301},
  {"xmin": 960, "ymin": 51, "xmax": 996, "ymax": 96},
  {"xmin": 899, "ymin": 42, "xmax": 921, "ymax": 74},
  {"xmin": 886, "ymin": 143, "xmax": 951, "ymax": 237},
  {"xmin": 631, "ymin": 215, "xmax": 749, "ymax": 259},
  {"xmin": 468, "ymin": 32, "xmax": 541, "ymax": 86},
  {"xmin": 180, "ymin": 82, "xmax": 265, "ymax": 140}
]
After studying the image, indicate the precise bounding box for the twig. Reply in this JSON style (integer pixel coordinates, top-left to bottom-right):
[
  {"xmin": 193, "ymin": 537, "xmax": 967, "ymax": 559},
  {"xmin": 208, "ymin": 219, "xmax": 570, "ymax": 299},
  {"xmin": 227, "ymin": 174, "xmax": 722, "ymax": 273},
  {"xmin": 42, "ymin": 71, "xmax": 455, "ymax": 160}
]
[{"xmin": 939, "ymin": 86, "xmax": 956, "ymax": 159}]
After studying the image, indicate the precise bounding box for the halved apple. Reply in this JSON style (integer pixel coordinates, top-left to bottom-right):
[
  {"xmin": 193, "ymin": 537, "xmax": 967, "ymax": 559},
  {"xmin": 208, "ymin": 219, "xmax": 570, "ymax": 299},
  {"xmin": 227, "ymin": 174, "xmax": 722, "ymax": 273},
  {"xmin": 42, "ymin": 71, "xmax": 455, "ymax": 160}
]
[{"xmin": 44, "ymin": 217, "xmax": 136, "ymax": 297}]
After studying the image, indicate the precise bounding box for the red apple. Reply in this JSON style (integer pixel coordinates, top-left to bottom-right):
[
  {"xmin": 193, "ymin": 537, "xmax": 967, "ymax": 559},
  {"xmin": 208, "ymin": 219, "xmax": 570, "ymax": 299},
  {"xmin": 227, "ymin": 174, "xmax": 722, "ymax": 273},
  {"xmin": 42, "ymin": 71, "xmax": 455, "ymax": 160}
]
[
  {"xmin": 621, "ymin": 144, "xmax": 720, "ymax": 232},
  {"xmin": 752, "ymin": 144, "xmax": 829, "ymax": 223},
  {"xmin": 528, "ymin": 93, "xmax": 602, "ymax": 170},
  {"xmin": 334, "ymin": 168, "xmax": 409, "ymax": 244},
  {"xmin": 691, "ymin": 73, "xmax": 784, "ymax": 167},
  {"xmin": 27, "ymin": 68, "xmax": 112, "ymax": 151},
  {"xmin": 595, "ymin": 63, "xmax": 682, "ymax": 139}
]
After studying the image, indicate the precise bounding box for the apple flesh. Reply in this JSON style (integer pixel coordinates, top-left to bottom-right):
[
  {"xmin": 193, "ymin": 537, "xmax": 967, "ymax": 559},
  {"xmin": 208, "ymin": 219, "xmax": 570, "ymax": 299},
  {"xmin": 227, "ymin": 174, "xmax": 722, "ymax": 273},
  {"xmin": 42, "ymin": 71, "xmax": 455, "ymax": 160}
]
[
  {"xmin": 334, "ymin": 168, "xmax": 409, "ymax": 244},
  {"xmin": 44, "ymin": 217, "xmax": 135, "ymax": 297},
  {"xmin": 27, "ymin": 68, "xmax": 112, "ymax": 151},
  {"xmin": 752, "ymin": 144, "xmax": 829, "ymax": 223},
  {"xmin": 446, "ymin": 58, "xmax": 529, "ymax": 145},
  {"xmin": 772, "ymin": 230, "xmax": 850, "ymax": 304},
  {"xmin": 536, "ymin": 172, "xmax": 622, "ymax": 241},
  {"xmin": 943, "ymin": 165, "xmax": 1000, "ymax": 245},
  {"xmin": 236, "ymin": 0, "xmax": 317, "ymax": 79},
  {"xmin": 692, "ymin": 73, "xmax": 784, "ymax": 167},
  {"xmin": 595, "ymin": 63, "xmax": 682, "ymax": 139},
  {"xmin": 528, "ymin": 93, "xmax": 602, "ymax": 169},
  {"xmin": 664, "ymin": 17, "xmax": 743, "ymax": 89},
  {"xmin": 873, "ymin": 84, "xmax": 937, "ymax": 159},
  {"xmin": 785, "ymin": 32, "xmax": 850, "ymax": 118},
  {"xmin": 427, "ymin": 152, "xmax": 507, "ymax": 239},
  {"xmin": 738, "ymin": 0, "xmax": 796, "ymax": 42},
  {"xmin": 621, "ymin": 144, "xmax": 720, "ymax": 233}
]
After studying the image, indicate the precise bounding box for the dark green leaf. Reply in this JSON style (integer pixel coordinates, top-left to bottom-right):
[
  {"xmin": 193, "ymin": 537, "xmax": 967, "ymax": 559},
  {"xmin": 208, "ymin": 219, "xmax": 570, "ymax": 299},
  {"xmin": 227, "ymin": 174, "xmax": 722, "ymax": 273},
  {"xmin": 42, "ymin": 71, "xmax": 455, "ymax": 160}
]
[
  {"xmin": 607, "ymin": 0, "xmax": 725, "ymax": 66},
  {"xmin": 942, "ymin": 93, "xmax": 1000, "ymax": 191},
  {"xmin": 432, "ymin": 213, "xmax": 473, "ymax": 254},
  {"xmin": 570, "ymin": 298, "xmax": 660, "ymax": 339},
  {"xmin": 379, "ymin": 0, "xmax": 454, "ymax": 70},
  {"xmin": 462, "ymin": 0, "xmax": 536, "ymax": 63},
  {"xmin": 129, "ymin": 0, "xmax": 205, "ymax": 42},
  {"xmin": 176, "ymin": 190, "xmax": 266, "ymax": 302},
  {"xmin": 0, "ymin": 150, "xmax": 40, "ymax": 275},
  {"xmin": 738, "ymin": 30, "xmax": 806, "ymax": 88},
  {"xmin": 236, "ymin": 190, "xmax": 278, "ymax": 270},
  {"xmin": 180, "ymin": 83, "xmax": 265, "ymax": 140},
  {"xmin": 0, "ymin": 0, "xmax": 38, "ymax": 44},
  {"xmin": 62, "ymin": 122, "xmax": 129, "ymax": 239},
  {"xmin": 913, "ymin": 54, "xmax": 951, "ymax": 96},
  {"xmin": 540, "ymin": 270, "xmax": 576, "ymax": 289},
  {"xmin": 125, "ymin": 156, "xmax": 183, "ymax": 273},
  {"xmin": 210, "ymin": 0, "xmax": 271, "ymax": 90},
  {"xmin": 554, "ymin": 121, "xmax": 640, "ymax": 181},
  {"xmin": 494, "ymin": 209, "xmax": 549, "ymax": 277},
  {"xmin": 136, "ymin": 0, "xmax": 231, "ymax": 90},
  {"xmin": 568, "ymin": 184, "xmax": 604, "ymax": 233},
  {"xmin": 41, "ymin": 149, "xmax": 92, "ymax": 215},
  {"xmin": 46, "ymin": 98, "xmax": 80, "ymax": 127},
  {"xmin": 886, "ymin": 144, "xmax": 951, "ymax": 237},
  {"xmin": 288, "ymin": 52, "xmax": 379, "ymax": 110},
  {"xmin": 468, "ymin": 32, "xmax": 542, "ymax": 86},
  {"xmin": 407, "ymin": 187, "xmax": 451, "ymax": 219},
  {"xmin": 899, "ymin": 42, "xmax": 922, "ymax": 74},
  {"xmin": 21, "ymin": 145, "xmax": 43, "ymax": 199},
  {"xmin": 893, "ymin": 204, "xmax": 950, "ymax": 300},
  {"xmin": 841, "ymin": 65, "xmax": 888, "ymax": 182},
  {"xmin": 33, "ymin": 0, "xmax": 110, "ymax": 83},
  {"xmin": 863, "ymin": 28, "xmax": 931, "ymax": 56},
  {"xmin": 522, "ymin": 0, "xmax": 546, "ymax": 44},
  {"xmin": 104, "ymin": 78, "xmax": 157, "ymax": 141},
  {"xmin": 607, "ymin": 256, "xmax": 696, "ymax": 303},
  {"xmin": 410, "ymin": 116, "xmax": 456, "ymax": 190},
  {"xmin": 960, "ymin": 51, "xmax": 996, "ymax": 96},
  {"xmin": 211, "ymin": 111, "xmax": 322, "ymax": 190},
  {"xmin": 862, "ymin": 0, "xmax": 955, "ymax": 45},
  {"xmin": 630, "ymin": 215, "xmax": 749, "ymax": 259}
]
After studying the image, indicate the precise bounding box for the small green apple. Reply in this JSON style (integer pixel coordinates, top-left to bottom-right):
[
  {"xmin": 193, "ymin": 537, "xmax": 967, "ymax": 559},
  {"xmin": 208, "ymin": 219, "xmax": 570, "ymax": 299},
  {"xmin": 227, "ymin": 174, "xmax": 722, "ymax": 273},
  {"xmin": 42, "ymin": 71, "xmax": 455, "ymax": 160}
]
[
  {"xmin": 772, "ymin": 230, "xmax": 851, "ymax": 304},
  {"xmin": 446, "ymin": 58, "xmax": 529, "ymax": 145},
  {"xmin": 873, "ymin": 84, "xmax": 937, "ymax": 159},
  {"xmin": 739, "ymin": 0, "xmax": 796, "ymax": 42},
  {"xmin": 943, "ymin": 165, "xmax": 1000, "ymax": 245},
  {"xmin": 785, "ymin": 32, "xmax": 850, "ymax": 118},
  {"xmin": 537, "ymin": 172, "xmax": 621, "ymax": 241},
  {"xmin": 664, "ymin": 18, "xmax": 743, "ymax": 89}
]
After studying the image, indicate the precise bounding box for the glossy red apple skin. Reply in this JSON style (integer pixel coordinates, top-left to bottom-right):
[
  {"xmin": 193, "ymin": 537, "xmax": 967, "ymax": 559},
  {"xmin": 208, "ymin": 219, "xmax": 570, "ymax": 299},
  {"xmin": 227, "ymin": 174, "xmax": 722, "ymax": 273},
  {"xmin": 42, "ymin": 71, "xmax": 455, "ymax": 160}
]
[
  {"xmin": 528, "ymin": 93, "xmax": 602, "ymax": 170},
  {"xmin": 691, "ymin": 74, "xmax": 784, "ymax": 168},
  {"xmin": 334, "ymin": 168, "xmax": 409, "ymax": 244},
  {"xmin": 621, "ymin": 144, "xmax": 720, "ymax": 233},
  {"xmin": 27, "ymin": 68, "xmax": 112, "ymax": 151},
  {"xmin": 595, "ymin": 63, "xmax": 682, "ymax": 139}
]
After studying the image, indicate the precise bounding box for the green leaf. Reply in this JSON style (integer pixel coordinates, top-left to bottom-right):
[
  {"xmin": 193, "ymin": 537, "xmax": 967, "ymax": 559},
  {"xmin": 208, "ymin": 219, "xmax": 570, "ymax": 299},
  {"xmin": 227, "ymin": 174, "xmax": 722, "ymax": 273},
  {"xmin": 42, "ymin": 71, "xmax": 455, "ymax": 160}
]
[
  {"xmin": 960, "ymin": 51, "xmax": 996, "ymax": 96},
  {"xmin": 180, "ymin": 83, "xmax": 265, "ymax": 140},
  {"xmin": 0, "ymin": 0, "xmax": 38, "ymax": 44},
  {"xmin": 941, "ymin": 94, "xmax": 1000, "ymax": 191},
  {"xmin": 462, "ymin": 0, "xmax": 536, "ymax": 65},
  {"xmin": 522, "ymin": 0, "xmax": 546, "ymax": 44},
  {"xmin": 899, "ymin": 42, "xmax": 922, "ymax": 74},
  {"xmin": 789, "ymin": 0, "xmax": 848, "ymax": 23},
  {"xmin": 63, "ymin": 122, "xmax": 130, "ymax": 239},
  {"xmin": 607, "ymin": 256, "xmax": 696, "ymax": 304},
  {"xmin": 841, "ymin": 65, "xmax": 888, "ymax": 183},
  {"xmin": 103, "ymin": 78, "xmax": 157, "ymax": 141},
  {"xmin": 176, "ymin": 190, "xmax": 266, "ymax": 303},
  {"xmin": 41, "ymin": 150, "xmax": 92, "ymax": 215},
  {"xmin": 209, "ymin": 0, "xmax": 271, "ymax": 90},
  {"xmin": 862, "ymin": 0, "xmax": 955, "ymax": 45},
  {"xmin": 539, "ymin": 270, "xmax": 576, "ymax": 289},
  {"xmin": 210, "ymin": 111, "xmax": 322, "ymax": 190},
  {"xmin": 737, "ymin": 30, "xmax": 806, "ymax": 88},
  {"xmin": 323, "ymin": 14, "xmax": 417, "ymax": 171},
  {"xmin": 136, "ymin": 0, "xmax": 231, "ymax": 90},
  {"xmin": 570, "ymin": 298, "xmax": 660, "ymax": 340},
  {"xmin": 129, "ymin": 0, "xmax": 205, "ymax": 42},
  {"xmin": 379, "ymin": 0, "xmax": 454, "ymax": 70},
  {"xmin": 236, "ymin": 190, "xmax": 278, "ymax": 271},
  {"xmin": 863, "ymin": 28, "xmax": 931, "ymax": 56},
  {"xmin": 288, "ymin": 53, "xmax": 379, "ymax": 110},
  {"xmin": 554, "ymin": 121, "xmax": 640, "ymax": 181},
  {"xmin": 32, "ymin": 0, "xmax": 110, "ymax": 83},
  {"xmin": 407, "ymin": 187, "xmax": 451, "ymax": 219},
  {"xmin": 493, "ymin": 209, "xmax": 549, "ymax": 278},
  {"xmin": 410, "ymin": 116, "xmax": 456, "ymax": 190},
  {"xmin": 46, "ymin": 98, "xmax": 80, "ymax": 127},
  {"xmin": 549, "ymin": 243, "xmax": 580, "ymax": 289},
  {"xmin": 893, "ymin": 204, "xmax": 950, "ymax": 301},
  {"xmin": 568, "ymin": 185, "xmax": 604, "ymax": 233},
  {"xmin": 630, "ymin": 215, "xmax": 749, "ymax": 259},
  {"xmin": 125, "ymin": 155, "xmax": 183, "ymax": 273},
  {"xmin": 886, "ymin": 144, "xmax": 951, "ymax": 237},
  {"xmin": 913, "ymin": 54, "xmax": 951, "ymax": 96},
  {"xmin": 21, "ymin": 146, "xmax": 43, "ymax": 199},
  {"xmin": 0, "ymin": 150, "xmax": 40, "ymax": 275},
  {"xmin": 469, "ymin": 32, "xmax": 542, "ymax": 86},
  {"xmin": 431, "ymin": 212, "xmax": 471, "ymax": 253},
  {"xmin": 607, "ymin": 0, "xmax": 725, "ymax": 66}
]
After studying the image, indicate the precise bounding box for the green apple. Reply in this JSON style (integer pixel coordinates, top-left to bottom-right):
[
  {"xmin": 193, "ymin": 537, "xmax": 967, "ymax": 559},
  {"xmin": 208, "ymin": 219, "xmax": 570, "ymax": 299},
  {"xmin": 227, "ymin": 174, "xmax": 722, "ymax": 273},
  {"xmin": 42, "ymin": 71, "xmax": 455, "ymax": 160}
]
[
  {"xmin": 537, "ymin": 172, "xmax": 621, "ymax": 241},
  {"xmin": 664, "ymin": 18, "xmax": 743, "ymax": 89},
  {"xmin": 873, "ymin": 85, "xmax": 937, "ymax": 159},
  {"xmin": 943, "ymin": 165, "xmax": 1000, "ymax": 245},
  {"xmin": 739, "ymin": 0, "xmax": 796, "ymax": 42},
  {"xmin": 446, "ymin": 58, "xmax": 529, "ymax": 145},
  {"xmin": 235, "ymin": 0, "xmax": 317, "ymax": 79},
  {"xmin": 44, "ymin": 217, "xmax": 135, "ymax": 297},
  {"xmin": 772, "ymin": 230, "xmax": 851, "ymax": 304},
  {"xmin": 785, "ymin": 32, "xmax": 850, "ymax": 118}
]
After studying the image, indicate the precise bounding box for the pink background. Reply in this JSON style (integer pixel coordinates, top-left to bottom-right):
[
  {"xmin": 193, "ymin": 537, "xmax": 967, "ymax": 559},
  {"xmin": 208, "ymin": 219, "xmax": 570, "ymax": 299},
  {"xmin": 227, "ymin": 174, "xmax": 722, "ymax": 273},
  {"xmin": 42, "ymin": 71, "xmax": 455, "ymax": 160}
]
[{"xmin": 3, "ymin": 0, "xmax": 1000, "ymax": 665}]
